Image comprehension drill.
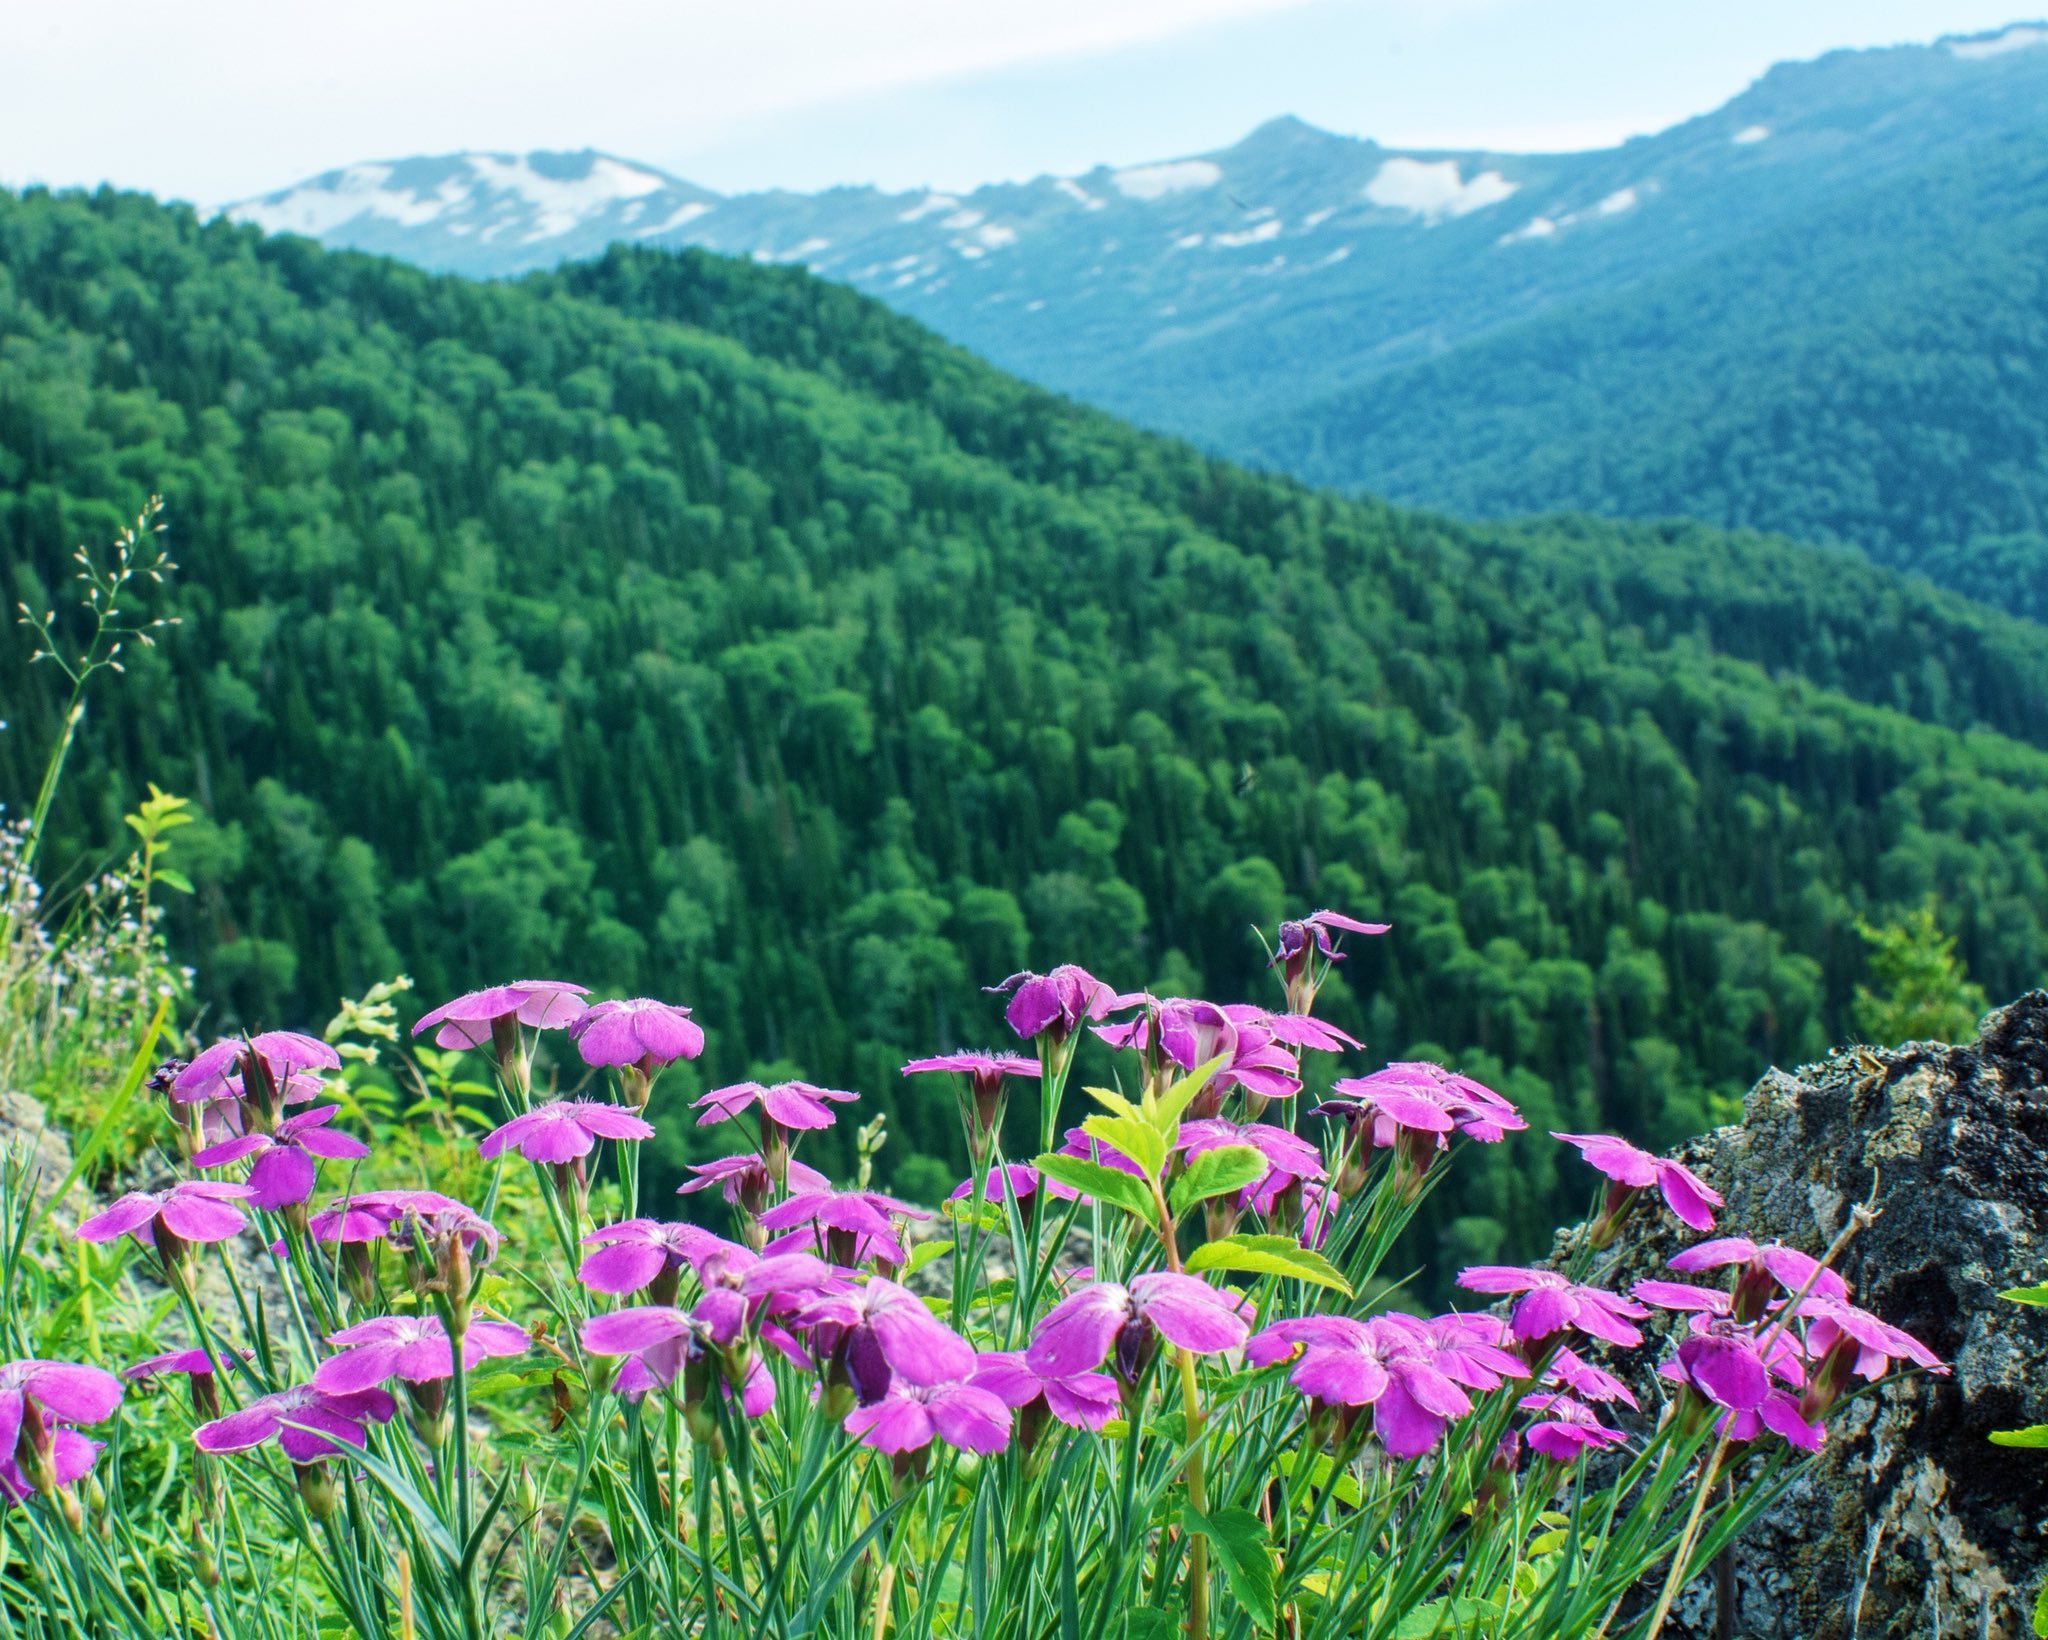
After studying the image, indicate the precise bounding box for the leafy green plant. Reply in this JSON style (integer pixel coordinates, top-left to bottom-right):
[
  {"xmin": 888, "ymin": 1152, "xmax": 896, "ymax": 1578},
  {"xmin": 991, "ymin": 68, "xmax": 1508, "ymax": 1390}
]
[{"xmin": 1990, "ymin": 1281, "xmax": 2048, "ymax": 1637}]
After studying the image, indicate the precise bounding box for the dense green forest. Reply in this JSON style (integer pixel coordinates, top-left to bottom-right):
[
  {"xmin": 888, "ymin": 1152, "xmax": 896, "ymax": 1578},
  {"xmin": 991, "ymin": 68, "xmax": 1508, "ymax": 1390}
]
[
  {"xmin": 1243, "ymin": 127, "xmax": 2048, "ymax": 618},
  {"xmin": 4, "ymin": 185, "xmax": 2047, "ymax": 1266}
]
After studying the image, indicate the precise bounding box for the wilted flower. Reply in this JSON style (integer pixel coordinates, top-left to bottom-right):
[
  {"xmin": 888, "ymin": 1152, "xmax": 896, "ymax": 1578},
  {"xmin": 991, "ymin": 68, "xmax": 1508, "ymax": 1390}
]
[
  {"xmin": 1519, "ymin": 1393, "xmax": 1627, "ymax": 1462},
  {"xmin": 477, "ymin": 1099, "xmax": 654, "ymax": 1166},
  {"xmin": 191, "ymin": 1105, "xmax": 369, "ymax": 1211},
  {"xmin": 1028, "ymin": 1273, "xmax": 1250, "ymax": 1383},
  {"xmin": 1269, "ymin": 910, "xmax": 1388, "ymax": 1013},
  {"xmin": 569, "ymin": 997, "xmax": 704, "ymax": 1106},
  {"xmin": 902, "ymin": 1050, "xmax": 1039, "ymax": 1164},
  {"xmin": 1456, "ymin": 1267, "xmax": 1648, "ymax": 1350},
  {"xmin": 1552, "ymin": 1132, "xmax": 1722, "ymax": 1243}
]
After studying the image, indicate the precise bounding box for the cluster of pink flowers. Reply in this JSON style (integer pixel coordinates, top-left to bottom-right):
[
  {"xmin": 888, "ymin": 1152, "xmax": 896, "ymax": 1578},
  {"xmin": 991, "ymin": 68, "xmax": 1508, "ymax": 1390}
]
[{"xmin": 29, "ymin": 912, "xmax": 1946, "ymax": 1525}]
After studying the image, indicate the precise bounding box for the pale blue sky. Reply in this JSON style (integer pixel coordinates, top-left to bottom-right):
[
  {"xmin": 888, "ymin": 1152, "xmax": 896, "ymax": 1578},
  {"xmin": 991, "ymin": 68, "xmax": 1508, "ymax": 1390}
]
[{"xmin": 1, "ymin": 0, "xmax": 2035, "ymax": 205}]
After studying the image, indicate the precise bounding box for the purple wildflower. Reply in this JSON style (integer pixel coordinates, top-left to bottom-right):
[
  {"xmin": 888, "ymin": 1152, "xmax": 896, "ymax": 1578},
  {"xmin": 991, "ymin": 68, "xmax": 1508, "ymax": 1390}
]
[
  {"xmin": 191, "ymin": 1104, "xmax": 369, "ymax": 1210},
  {"xmin": 0, "ymin": 1360, "xmax": 123, "ymax": 1494},
  {"xmin": 1245, "ymin": 1315, "xmax": 1471, "ymax": 1457},
  {"xmin": 844, "ymin": 1374, "xmax": 1012, "ymax": 1457},
  {"xmin": 970, "ymin": 1351, "xmax": 1121, "ymax": 1437},
  {"xmin": 1657, "ymin": 1315, "xmax": 1821, "ymax": 1451},
  {"xmin": 312, "ymin": 1314, "xmax": 530, "ymax": 1394},
  {"xmin": 578, "ymin": 1219, "xmax": 723, "ymax": 1300},
  {"xmin": 582, "ymin": 1309, "xmax": 779, "ymax": 1418},
  {"xmin": 790, "ymin": 1276, "xmax": 977, "ymax": 1402},
  {"xmin": 0, "ymin": 1429, "xmax": 102, "ymax": 1506},
  {"xmin": 1553, "ymin": 1131, "xmax": 1722, "ymax": 1242},
  {"xmin": 1546, "ymin": 1346, "xmax": 1639, "ymax": 1410},
  {"xmin": 569, "ymin": 997, "xmax": 704, "ymax": 1107},
  {"xmin": 194, "ymin": 1384, "xmax": 396, "ymax": 1463},
  {"xmin": 758, "ymin": 1188, "xmax": 931, "ymax": 1269},
  {"xmin": 411, "ymin": 980, "xmax": 588, "ymax": 1048},
  {"xmin": 902, "ymin": 1050, "xmax": 1040, "ymax": 1162},
  {"xmin": 477, "ymin": 1099, "xmax": 654, "ymax": 1165},
  {"xmin": 947, "ymin": 1163, "xmax": 1041, "ymax": 1207},
  {"xmin": 1028, "ymin": 1273, "xmax": 1250, "ymax": 1383},
  {"xmin": 76, "ymin": 1180, "xmax": 256, "ymax": 1275},
  {"xmin": 1042, "ymin": 1126, "xmax": 1146, "ymax": 1202},
  {"xmin": 1520, "ymin": 1394, "xmax": 1627, "ymax": 1462},
  {"xmin": 1788, "ymin": 1292, "xmax": 1946, "ymax": 1424},
  {"xmin": 171, "ymin": 1032, "xmax": 340, "ymax": 1106},
  {"xmin": 986, "ymin": 966, "xmax": 1116, "ymax": 1072},
  {"xmin": 694, "ymin": 1081, "xmax": 858, "ymax": 1186},
  {"xmin": 1269, "ymin": 910, "xmax": 1388, "ymax": 1012},
  {"xmin": 1667, "ymin": 1237, "xmax": 1848, "ymax": 1321},
  {"xmin": 1456, "ymin": 1266, "xmax": 1649, "ymax": 1349}
]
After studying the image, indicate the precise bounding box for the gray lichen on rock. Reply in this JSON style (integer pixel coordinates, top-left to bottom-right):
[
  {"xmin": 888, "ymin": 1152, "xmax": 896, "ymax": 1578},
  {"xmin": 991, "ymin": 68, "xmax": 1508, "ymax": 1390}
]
[{"xmin": 1609, "ymin": 991, "xmax": 2048, "ymax": 1640}]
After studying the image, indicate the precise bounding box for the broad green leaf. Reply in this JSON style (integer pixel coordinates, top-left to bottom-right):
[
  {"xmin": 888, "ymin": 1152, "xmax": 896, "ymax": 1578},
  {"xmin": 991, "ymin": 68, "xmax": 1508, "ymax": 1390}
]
[
  {"xmin": 1274, "ymin": 1447, "xmax": 1361, "ymax": 1508},
  {"xmin": 1147, "ymin": 1053, "xmax": 1229, "ymax": 1134},
  {"xmin": 2034, "ymin": 1576, "xmax": 2047, "ymax": 1639},
  {"xmin": 153, "ymin": 866, "xmax": 194, "ymax": 893},
  {"xmin": 1169, "ymin": 1145, "xmax": 1265, "ymax": 1218},
  {"xmin": 1083, "ymin": 1112, "xmax": 1167, "ymax": 1182},
  {"xmin": 903, "ymin": 1239, "xmax": 954, "ymax": 1276},
  {"xmin": 1183, "ymin": 1504, "xmax": 1276, "ymax": 1630},
  {"xmin": 1991, "ymin": 1424, "xmax": 2048, "ymax": 1448},
  {"xmin": 1035, "ymin": 1152, "xmax": 1157, "ymax": 1221},
  {"xmin": 1527, "ymin": 1528, "xmax": 1568, "ymax": 1556},
  {"xmin": 1084, "ymin": 1085, "xmax": 1144, "ymax": 1121},
  {"xmin": 1185, "ymin": 1232, "xmax": 1353, "ymax": 1295},
  {"xmin": 2000, "ymin": 1284, "xmax": 2048, "ymax": 1306},
  {"xmin": 1123, "ymin": 1611, "xmax": 1174, "ymax": 1640}
]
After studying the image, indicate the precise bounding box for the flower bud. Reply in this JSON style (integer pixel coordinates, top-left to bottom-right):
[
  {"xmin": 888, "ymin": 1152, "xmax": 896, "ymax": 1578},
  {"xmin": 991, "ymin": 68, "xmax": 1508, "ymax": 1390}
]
[
  {"xmin": 489, "ymin": 1015, "xmax": 529, "ymax": 1097},
  {"xmin": 294, "ymin": 1461, "xmax": 339, "ymax": 1519},
  {"xmin": 1586, "ymin": 1182, "xmax": 1642, "ymax": 1251},
  {"xmin": 408, "ymin": 1380, "xmax": 451, "ymax": 1449}
]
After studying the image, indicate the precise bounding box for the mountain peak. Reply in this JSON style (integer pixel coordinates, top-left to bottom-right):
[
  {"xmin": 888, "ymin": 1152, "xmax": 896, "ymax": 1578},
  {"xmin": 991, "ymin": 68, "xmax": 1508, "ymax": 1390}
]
[{"xmin": 1942, "ymin": 20, "xmax": 2048, "ymax": 59}]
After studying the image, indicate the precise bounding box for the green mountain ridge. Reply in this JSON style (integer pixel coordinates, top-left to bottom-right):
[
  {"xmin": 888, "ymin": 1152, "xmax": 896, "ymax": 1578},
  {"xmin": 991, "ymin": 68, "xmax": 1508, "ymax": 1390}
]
[
  {"xmin": 3, "ymin": 186, "xmax": 2046, "ymax": 1263},
  {"xmin": 1243, "ymin": 122, "xmax": 2048, "ymax": 616}
]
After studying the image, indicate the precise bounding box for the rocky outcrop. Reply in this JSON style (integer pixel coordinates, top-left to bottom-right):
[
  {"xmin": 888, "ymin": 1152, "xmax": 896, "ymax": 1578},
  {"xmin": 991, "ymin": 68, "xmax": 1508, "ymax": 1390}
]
[{"xmin": 1610, "ymin": 991, "xmax": 2048, "ymax": 1640}]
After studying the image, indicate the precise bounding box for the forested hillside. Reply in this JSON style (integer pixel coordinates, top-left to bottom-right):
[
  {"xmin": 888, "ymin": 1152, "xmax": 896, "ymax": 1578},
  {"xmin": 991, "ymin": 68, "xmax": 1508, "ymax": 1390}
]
[
  {"xmin": 4, "ymin": 186, "xmax": 2047, "ymax": 1264},
  {"xmin": 1244, "ymin": 123, "xmax": 2048, "ymax": 615}
]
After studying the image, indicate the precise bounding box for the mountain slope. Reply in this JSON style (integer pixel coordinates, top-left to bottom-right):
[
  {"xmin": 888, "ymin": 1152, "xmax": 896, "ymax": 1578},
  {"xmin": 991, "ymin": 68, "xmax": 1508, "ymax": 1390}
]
[
  {"xmin": 226, "ymin": 24, "xmax": 2048, "ymax": 613},
  {"xmin": 5, "ymin": 187, "xmax": 2048, "ymax": 1263}
]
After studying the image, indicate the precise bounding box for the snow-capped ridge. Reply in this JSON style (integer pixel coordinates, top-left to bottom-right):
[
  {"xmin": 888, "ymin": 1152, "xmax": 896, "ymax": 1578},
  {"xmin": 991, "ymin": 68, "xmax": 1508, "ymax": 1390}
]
[{"xmin": 1945, "ymin": 22, "xmax": 2048, "ymax": 59}]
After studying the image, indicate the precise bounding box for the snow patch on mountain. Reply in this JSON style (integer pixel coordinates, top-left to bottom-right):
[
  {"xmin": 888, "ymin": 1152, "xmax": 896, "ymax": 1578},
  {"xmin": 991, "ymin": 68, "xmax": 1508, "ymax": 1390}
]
[
  {"xmin": 1947, "ymin": 23, "xmax": 2048, "ymax": 58},
  {"xmin": 1212, "ymin": 218, "xmax": 1283, "ymax": 248},
  {"xmin": 1733, "ymin": 124, "xmax": 1771, "ymax": 144},
  {"xmin": 1111, "ymin": 160, "xmax": 1223, "ymax": 200},
  {"xmin": 1363, "ymin": 159, "xmax": 1517, "ymax": 222},
  {"xmin": 641, "ymin": 200, "xmax": 714, "ymax": 236},
  {"xmin": 228, "ymin": 163, "xmax": 448, "ymax": 236}
]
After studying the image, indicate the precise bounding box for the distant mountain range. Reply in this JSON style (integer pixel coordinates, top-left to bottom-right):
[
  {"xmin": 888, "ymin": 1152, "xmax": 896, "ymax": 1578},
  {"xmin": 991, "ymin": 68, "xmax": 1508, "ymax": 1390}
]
[{"xmin": 227, "ymin": 22, "xmax": 2048, "ymax": 612}]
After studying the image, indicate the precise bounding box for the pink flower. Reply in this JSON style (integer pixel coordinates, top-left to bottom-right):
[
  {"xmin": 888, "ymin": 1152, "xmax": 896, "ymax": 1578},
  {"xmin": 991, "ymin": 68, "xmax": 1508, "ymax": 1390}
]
[
  {"xmin": 1271, "ymin": 910, "xmax": 1390, "ymax": 967},
  {"xmin": 412, "ymin": 980, "xmax": 588, "ymax": 1048},
  {"xmin": 1042, "ymin": 1126, "xmax": 1146, "ymax": 1201},
  {"xmin": 172, "ymin": 1032, "xmax": 340, "ymax": 1105},
  {"xmin": 844, "ymin": 1375, "xmax": 1012, "ymax": 1456},
  {"xmin": 757, "ymin": 1188, "xmax": 930, "ymax": 1267},
  {"xmin": 477, "ymin": 1099, "xmax": 653, "ymax": 1164},
  {"xmin": 191, "ymin": 1104, "xmax": 369, "ymax": 1210},
  {"xmin": 947, "ymin": 1163, "xmax": 1040, "ymax": 1206},
  {"xmin": 194, "ymin": 1384, "xmax": 396, "ymax": 1462},
  {"xmin": 903, "ymin": 1050, "xmax": 1039, "ymax": 1160},
  {"xmin": 1327, "ymin": 1063, "xmax": 1526, "ymax": 1147},
  {"xmin": 677, "ymin": 1152, "xmax": 828, "ymax": 1210},
  {"xmin": 1028, "ymin": 1273, "xmax": 1250, "ymax": 1381},
  {"xmin": 578, "ymin": 1219, "xmax": 724, "ymax": 1296},
  {"xmin": 1666, "ymin": 1237, "xmax": 1848, "ymax": 1321},
  {"xmin": 1553, "ymin": 1132, "xmax": 1722, "ymax": 1237},
  {"xmin": 695, "ymin": 1081, "xmax": 859, "ymax": 1132},
  {"xmin": 312, "ymin": 1314, "xmax": 530, "ymax": 1393},
  {"xmin": 986, "ymin": 966, "xmax": 1117, "ymax": 1044},
  {"xmin": 1519, "ymin": 1393, "xmax": 1626, "ymax": 1461},
  {"xmin": 1178, "ymin": 1118, "xmax": 1324, "ymax": 1186},
  {"xmin": 1246, "ymin": 1315, "xmax": 1471, "ymax": 1457},
  {"xmin": 581, "ymin": 1308, "xmax": 780, "ymax": 1414},
  {"xmin": 1094, "ymin": 1000, "xmax": 1303, "ymax": 1111},
  {"xmin": 970, "ymin": 1351, "xmax": 1121, "ymax": 1433},
  {"xmin": 1456, "ymin": 1267, "xmax": 1648, "ymax": 1349},
  {"xmin": 0, "ymin": 1429, "xmax": 102, "ymax": 1503},
  {"xmin": 0, "ymin": 1360, "xmax": 123, "ymax": 1477},
  {"xmin": 569, "ymin": 998, "xmax": 705, "ymax": 1071},
  {"xmin": 77, "ymin": 1180, "xmax": 255, "ymax": 1252},
  {"xmin": 1545, "ymin": 1346, "xmax": 1639, "ymax": 1410},
  {"xmin": 789, "ymin": 1277, "xmax": 977, "ymax": 1400}
]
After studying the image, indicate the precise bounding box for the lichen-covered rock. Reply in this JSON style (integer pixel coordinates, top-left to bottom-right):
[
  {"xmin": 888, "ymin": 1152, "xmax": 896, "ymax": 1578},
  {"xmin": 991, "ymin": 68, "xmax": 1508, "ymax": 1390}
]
[{"xmin": 1608, "ymin": 991, "xmax": 2048, "ymax": 1640}]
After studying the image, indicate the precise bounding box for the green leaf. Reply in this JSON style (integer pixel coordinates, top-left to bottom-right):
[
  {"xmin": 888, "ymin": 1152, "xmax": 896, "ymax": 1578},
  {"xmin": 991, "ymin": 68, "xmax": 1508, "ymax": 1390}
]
[
  {"xmin": 1034, "ymin": 1153, "xmax": 1157, "ymax": 1221},
  {"xmin": 152, "ymin": 866, "xmax": 194, "ymax": 893},
  {"xmin": 1083, "ymin": 1085, "xmax": 1144, "ymax": 1121},
  {"xmin": 1991, "ymin": 1424, "xmax": 2048, "ymax": 1448},
  {"xmin": 2000, "ymin": 1284, "xmax": 2048, "ymax": 1306},
  {"xmin": 1122, "ymin": 1612, "xmax": 1175, "ymax": 1640},
  {"xmin": 1183, "ymin": 1504, "xmax": 1276, "ymax": 1630},
  {"xmin": 903, "ymin": 1239, "xmax": 953, "ymax": 1277},
  {"xmin": 1394, "ymin": 1598, "xmax": 1505, "ymax": 1639},
  {"xmin": 1148, "ymin": 1053, "xmax": 1229, "ymax": 1134},
  {"xmin": 2034, "ymin": 1576, "xmax": 2048, "ymax": 1639},
  {"xmin": 1185, "ymin": 1232, "xmax": 1353, "ymax": 1295},
  {"xmin": 1082, "ymin": 1113, "xmax": 1167, "ymax": 1183},
  {"xmin": 1169, "ymin": 1145, "xmax": 1266, "ymax": 1218}
]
